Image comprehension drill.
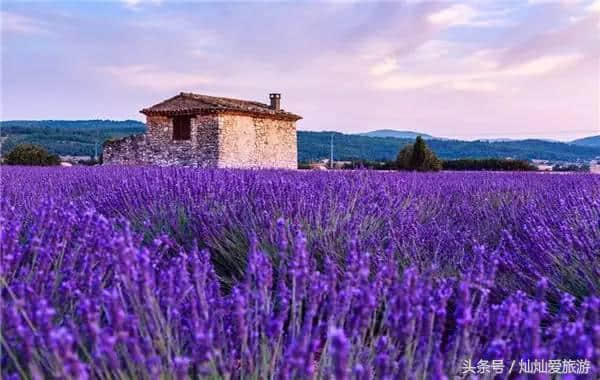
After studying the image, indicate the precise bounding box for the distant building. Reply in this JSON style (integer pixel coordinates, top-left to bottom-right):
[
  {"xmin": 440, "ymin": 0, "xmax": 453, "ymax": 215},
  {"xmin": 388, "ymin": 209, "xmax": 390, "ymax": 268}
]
[{"xmin": 103, "ymin": 92, "xmax": 302, "ymax": 169}]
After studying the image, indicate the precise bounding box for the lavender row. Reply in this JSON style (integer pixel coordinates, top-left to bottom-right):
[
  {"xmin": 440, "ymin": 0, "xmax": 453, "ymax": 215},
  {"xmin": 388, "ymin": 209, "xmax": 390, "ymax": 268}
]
[{"xmin": 3, "ymin": 167, "xmax": 599, "ymax": 299}]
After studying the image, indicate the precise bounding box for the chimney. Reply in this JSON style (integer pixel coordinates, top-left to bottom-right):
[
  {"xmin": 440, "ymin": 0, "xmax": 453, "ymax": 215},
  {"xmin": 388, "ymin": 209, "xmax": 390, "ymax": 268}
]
[{"xmin": 269, "ymin": 93, "xmax": 281, "ymax": 110}]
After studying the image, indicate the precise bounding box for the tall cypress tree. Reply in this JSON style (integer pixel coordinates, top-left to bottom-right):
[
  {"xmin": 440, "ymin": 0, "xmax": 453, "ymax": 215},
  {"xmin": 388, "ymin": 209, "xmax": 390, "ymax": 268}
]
[{"xmin": 411, "ymin": 136, "xmax": 426, "ymax": 170}]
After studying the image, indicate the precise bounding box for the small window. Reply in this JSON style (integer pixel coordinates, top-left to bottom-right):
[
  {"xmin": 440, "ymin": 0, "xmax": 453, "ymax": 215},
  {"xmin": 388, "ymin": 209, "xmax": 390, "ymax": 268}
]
[{"xmin": 173, "ymin": 116, "xmax": 191, "ymax": 140}]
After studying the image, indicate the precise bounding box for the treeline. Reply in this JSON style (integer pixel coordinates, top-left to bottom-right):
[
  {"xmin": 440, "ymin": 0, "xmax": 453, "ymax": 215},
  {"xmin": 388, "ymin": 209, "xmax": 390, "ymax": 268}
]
[
  {"xmin": 552, "ymin": 163, "xmax": 590, "ymax": 172},
  {"xmin": 340, "ymin": 158, "xmax": 537, "ymax": 171},
  {"xmin": 442, "ymin": 158, "xmax": 537, "ymax": 171},
  {"xmin": 1, "ymin": 120, "xmax": 146, "ymax": 157},
  {"xmin": 336, "ymin": 138, "xmax": 537, "ymax": 172}
]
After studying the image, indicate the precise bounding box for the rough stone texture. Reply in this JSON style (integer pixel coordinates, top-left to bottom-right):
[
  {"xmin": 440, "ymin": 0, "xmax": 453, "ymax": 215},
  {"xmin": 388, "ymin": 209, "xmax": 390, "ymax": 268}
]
[
  {"xmin": 217, "ymin": 114, "xmax": 297, "ymax": 169},
  {"xmin": 103, "ymin": 115, "xmax": 219, "ymax": 167},
  {"xmin": 103, "ymin": 112, "xmax": 297, "ymax": 169}
]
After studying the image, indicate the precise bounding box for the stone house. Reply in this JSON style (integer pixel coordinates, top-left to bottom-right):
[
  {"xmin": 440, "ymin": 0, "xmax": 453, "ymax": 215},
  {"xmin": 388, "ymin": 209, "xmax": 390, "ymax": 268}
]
[{"xmin": 103, "ymin": 92, "xmax": 302, "ymax": 169}]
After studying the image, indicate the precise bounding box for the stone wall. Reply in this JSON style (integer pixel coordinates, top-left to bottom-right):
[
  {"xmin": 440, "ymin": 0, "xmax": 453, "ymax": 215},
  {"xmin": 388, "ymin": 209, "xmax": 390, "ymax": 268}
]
[
  {"xmin": 253, "ymin": 117, "xmax": 297, "ymax": 169},
  {"xmin": 217, "ymin": 115, "xmax": 258, "ymax": 168},
  {"xmin": 217, "ymin": 114, "xmax": 297, "ymax": 169},
  {"xmin": 103, "ymin": 115, "xmax": 219, "ymax": 167},
  {"xmin": 102, "ymin": 134, "xmax": 148, "ymax": 165},
  {"xmin": 104, "ymin": 113, "xmax": 297, "ymax": 169}
]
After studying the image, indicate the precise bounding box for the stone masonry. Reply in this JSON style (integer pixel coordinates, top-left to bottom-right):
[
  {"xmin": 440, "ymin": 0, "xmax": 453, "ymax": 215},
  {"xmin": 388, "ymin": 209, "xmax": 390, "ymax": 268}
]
[{"xmin": 103, "ymin": 92, "xmax": 301, "ymax": 169}]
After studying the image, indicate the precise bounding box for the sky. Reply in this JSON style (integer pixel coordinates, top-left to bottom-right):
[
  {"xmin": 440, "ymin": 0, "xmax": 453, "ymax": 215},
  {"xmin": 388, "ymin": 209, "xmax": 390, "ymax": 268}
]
[{"xmin": 1, "ymin": 0, "xmax": 599, "ymax": 141}]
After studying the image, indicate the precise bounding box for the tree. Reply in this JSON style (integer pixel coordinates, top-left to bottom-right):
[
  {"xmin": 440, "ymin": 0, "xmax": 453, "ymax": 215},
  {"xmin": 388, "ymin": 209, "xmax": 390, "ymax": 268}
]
[
  {"xmin": 411, "ymin": 136, "xmax": 427, "ymax": 169},
  {"xmin": 3, "ymin": 144, "xmax": 60, "ymax": 166},
  {"xmin": 395, "ymin": 144, "xmax": 414, "ymax": 170},
  {"xmin": 395, "ymin": 136, "xmax": 442, "ymax": 172}
]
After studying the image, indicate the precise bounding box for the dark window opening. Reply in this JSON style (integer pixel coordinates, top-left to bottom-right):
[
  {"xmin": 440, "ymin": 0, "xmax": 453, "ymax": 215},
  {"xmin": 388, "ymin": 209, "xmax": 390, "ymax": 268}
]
[{"xmin": 173, "ymin": 116, "xmax": 192, "ymax": 140}]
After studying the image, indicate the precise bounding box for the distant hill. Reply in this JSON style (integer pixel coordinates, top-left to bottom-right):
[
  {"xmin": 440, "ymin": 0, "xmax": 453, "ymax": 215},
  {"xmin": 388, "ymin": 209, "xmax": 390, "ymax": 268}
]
[
  {"xmin": 1, "ymin": 120, "xmax": 146, "ymax": 157},
  {"xmin": 1, "ymin": 120, "xmax": 599, "ymax": 163},
  {"xmin": 571, "ymin": 135, "xmax": 600, "ymax": 147},
  {"xmin": 475, "ymin": 138, "xmax": 515, "ymax": 142},
  {"xmin": 359, "ymin": 129, "xmax": 435, "ymax": 139},
  {"xmin": 299, "ymin": 131, "xmax": 600, "ymax": 163},
  {"xmin": 1, "ymin": 120, "xmax": 145, "ymax": 129}
]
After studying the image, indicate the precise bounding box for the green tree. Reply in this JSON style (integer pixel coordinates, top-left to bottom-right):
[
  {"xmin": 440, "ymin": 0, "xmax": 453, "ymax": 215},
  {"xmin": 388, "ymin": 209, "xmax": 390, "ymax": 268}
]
[
  {"xmin": 3, "ymin": 144, "xmax": 60, "ymax": 166},
  {"xmin": 411, "ymin": 136, "xmax": 427, "ymax": 169},
  {"xmin": 395, "ymin": 144, "xmax": 414, "ymax": 170},
  {"xmin": 395, "ymin": 137, "xmax": 442, "ymax": 172}
]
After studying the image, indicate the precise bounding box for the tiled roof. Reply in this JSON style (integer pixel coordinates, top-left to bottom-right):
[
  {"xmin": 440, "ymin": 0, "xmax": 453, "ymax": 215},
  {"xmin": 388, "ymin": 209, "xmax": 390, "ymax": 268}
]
[{"xmin": 140, "ymin": 92, "xmax": 302, "ymax": 121}]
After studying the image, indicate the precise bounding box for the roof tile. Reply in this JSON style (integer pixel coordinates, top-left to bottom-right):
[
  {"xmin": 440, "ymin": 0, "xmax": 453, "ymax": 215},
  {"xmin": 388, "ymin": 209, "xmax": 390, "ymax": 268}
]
[{"xmin": 140, "ymin": 92, "xmax": 302, "ymax": 121}]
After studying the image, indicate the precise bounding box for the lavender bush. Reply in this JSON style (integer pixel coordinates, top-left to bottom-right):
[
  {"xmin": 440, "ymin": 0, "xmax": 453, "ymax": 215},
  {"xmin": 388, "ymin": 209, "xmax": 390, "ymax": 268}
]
[{"xmin": 1, "ymin": 166, "xmax": 599, "ymax": 379}]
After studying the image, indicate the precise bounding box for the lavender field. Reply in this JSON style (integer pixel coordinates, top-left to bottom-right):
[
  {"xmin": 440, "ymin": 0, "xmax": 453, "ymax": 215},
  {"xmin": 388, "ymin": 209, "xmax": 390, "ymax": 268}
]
[{"xmin": 1, "ymin": 166, "xmax": 599, "ymax": 379}]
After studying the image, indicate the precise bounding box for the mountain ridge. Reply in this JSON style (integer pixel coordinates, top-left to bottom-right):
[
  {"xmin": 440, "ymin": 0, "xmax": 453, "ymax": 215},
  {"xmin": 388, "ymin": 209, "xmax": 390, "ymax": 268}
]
[
  {"xmin": 571, "ymin": 135, "xmax": 600, "ymax": 147},
  {"xmin": 358, "ymin": 129, "xmax": 435, "ymax": 139}
]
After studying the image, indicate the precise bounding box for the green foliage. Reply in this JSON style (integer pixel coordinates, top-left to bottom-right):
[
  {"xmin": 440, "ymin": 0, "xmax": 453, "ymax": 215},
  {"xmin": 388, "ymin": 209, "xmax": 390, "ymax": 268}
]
[
  {"xmin": 442, "ymin": 158, "xmax": 537, "ymax": 171},
  {"xmin": 552, "ymin": 163, "xmax": 590, "ymax": 172},
  {"xmin": 395, "ymin": 145, "xmax": 413, "ymax": 170},
  {"xmin": 396, "ymin": 137, "xmax": 442, "ymax": 172},
  {"xmin": 411, "ymin": 136, "xmax": 426, "ymax": 168},
  {"xmin": 3, "ymin": 144, "xmax": 61, "ymax": 166}
]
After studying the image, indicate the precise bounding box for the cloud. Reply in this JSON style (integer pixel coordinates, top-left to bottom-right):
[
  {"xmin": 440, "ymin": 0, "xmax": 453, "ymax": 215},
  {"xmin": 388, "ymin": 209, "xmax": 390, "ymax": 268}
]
[
  {"xmin": 527, "ymin": 0, "xmax": 585, "ymax": 4},
  {"xmin": 370, "ymin": 58, "xmax": 398, "ymax": 76},
  {"xmin": 376, "ymin": 71, "xmax": 499, "ymax": 93},
  {"xmin": 447, "ymin": 80, "xmax": 498, "ymax": 92},
  {"xmin": 503, "ymin": 54, "xmax": 582, "ymax": 76},
  {"xmin": 101, "ymin": 65, "xmax": 213, "ymax": 91},
  {"xmin": 427, "ymin": 3, "xmax": 509, "ymax": 28},
  {"xmin": 2, "ymin": 1, "xmax": 597, "ymax": 140},
  {"xmin": 428, "ymin": 4, "xmax": 478, "ymax": 26},
  {"xmin": 378, "ymin": 74, "xmax": 444, "ymax": 90},
  {"xmin": 587, "ymin": 0, "xmax": 600, "ymax": 12},
  {"xmin": 374, "ymin": 53, "xmax": 582, "ymax": 92},
  {"xmin": 121, "ymin": 0, "xmax": 163, "ymax": 9},
  {"xmin": 1, "ymin": 11, "xmax": 48, "ymax": 35}
]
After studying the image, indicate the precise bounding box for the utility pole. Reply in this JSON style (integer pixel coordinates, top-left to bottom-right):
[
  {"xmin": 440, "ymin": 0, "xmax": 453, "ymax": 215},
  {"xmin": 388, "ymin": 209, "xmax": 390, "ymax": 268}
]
[
  {"xmin": 330, "ymin": 133, "xmax": 334, "ymax": 169},
  {"xmin": 94, "ymin": 124, "xmax": 99, "ymax": 161}
]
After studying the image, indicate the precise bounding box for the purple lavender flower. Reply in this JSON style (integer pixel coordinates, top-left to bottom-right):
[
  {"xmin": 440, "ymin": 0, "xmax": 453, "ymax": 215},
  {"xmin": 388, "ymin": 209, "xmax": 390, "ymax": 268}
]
[
  {"xmin": 329, "ymin": 327, "xmax": 350, "ymax": 380},
  {"xmin": 1, "ymin": 167, "xmax": 599, "ymax": 379}
]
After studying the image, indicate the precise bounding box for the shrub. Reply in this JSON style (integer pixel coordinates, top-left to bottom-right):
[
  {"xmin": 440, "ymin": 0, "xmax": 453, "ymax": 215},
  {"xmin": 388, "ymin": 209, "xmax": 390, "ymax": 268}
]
[
  {"xmin": 3, "ymin": 144, "xmax": 60, "ymax": 166},
  {"xmin": 396, "ymin": 136, "xmax": 442, "ymax": 171}
]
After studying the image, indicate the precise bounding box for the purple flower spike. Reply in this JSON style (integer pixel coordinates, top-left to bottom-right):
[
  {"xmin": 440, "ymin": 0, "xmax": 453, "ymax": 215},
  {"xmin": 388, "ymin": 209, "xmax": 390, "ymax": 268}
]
[{"xmin": 329, "ymin": 327, "xmax": 350, "ymax": 380}]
